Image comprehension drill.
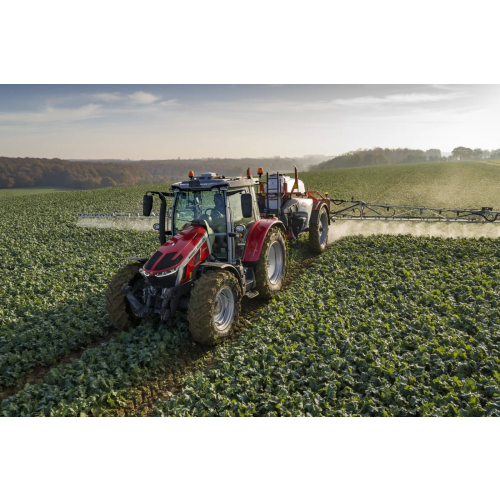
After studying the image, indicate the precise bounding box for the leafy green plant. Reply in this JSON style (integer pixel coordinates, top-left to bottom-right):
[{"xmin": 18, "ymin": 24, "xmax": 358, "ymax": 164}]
[
  {"xmin": 1, "ymin": 162, "xmax": 500, "ymax": 416},
  {"xmin": 155, "ymin": 236, "xmax": 500, "ymax": 416}
]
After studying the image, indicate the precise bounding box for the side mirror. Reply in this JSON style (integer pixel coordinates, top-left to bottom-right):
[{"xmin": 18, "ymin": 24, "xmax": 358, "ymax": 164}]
[
  {"xmin": 241, "ymin": 193, "xmax": 253, "ymax": 218},
  {"xmin": 143, "ymin": 194, "xmax": 153, "ymax": 216}
]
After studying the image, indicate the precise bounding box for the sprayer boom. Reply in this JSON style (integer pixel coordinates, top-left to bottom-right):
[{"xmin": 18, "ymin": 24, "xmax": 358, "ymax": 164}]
[
  {"xmin": 78, "ymin": 211, "xmax": 161, "ymax": 219},
  {"xmin": 329, "ymin": 199, "xmax": 500, "ymax": 224}
]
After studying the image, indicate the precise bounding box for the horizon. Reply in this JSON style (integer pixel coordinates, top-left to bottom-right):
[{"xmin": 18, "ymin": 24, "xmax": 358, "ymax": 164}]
[{"xmin": 0, "ymin": 84, "xmax": 499, "ymax": 160}]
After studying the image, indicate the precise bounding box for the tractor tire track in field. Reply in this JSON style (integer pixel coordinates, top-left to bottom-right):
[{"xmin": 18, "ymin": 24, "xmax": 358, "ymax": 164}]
[{"xmin": 0, "ymin": 326, "xmax": 119, "ymax": 401}]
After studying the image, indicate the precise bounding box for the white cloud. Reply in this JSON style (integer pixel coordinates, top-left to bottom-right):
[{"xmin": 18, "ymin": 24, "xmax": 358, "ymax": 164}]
[
  {"xmin": 128, "ymin": 91, "xmax": 160, "ymax": 105},
  {"xmin": 0, "ymin": 104, "xmax": 102, "ymax": 124},
  {"xmin": 332, "ymin": 92, "xmax": 464, "ymax": 107},
  {"xmin": 89, "ymin": 92, "xmax": 122, "ymax": 102},
  {"xmin": 159, "ymin": 99, "xmax": 180, "ymax": 107},
  {"xmin": 192, "ymin": 91, "xmax": 465, "ymax": 116}
]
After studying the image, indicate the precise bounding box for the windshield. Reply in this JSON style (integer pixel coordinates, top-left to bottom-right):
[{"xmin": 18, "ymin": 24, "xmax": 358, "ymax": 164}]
[{"xmin": 173, "ymin": 190, "xmax": 228, "ymax": 260}]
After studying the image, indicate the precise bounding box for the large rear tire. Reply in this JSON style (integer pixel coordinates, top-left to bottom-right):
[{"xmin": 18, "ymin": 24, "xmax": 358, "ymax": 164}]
[
  {"xmin": 106, "ymin": 263, "xmax": 143, "ymax": 331},
  {"xmin": 309, "ymin": 206, "xmax": 329, "ymax": 254},
  {"xmin": 188, "ymin": 271, "xmax": 242, "ymax": 346},
  {"xmin": 255, "ymin": 226, "xmax": 287, "ymax": 299}
]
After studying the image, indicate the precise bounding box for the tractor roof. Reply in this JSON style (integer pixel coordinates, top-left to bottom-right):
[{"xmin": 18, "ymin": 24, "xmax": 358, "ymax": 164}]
[{"xmin": 172, "ymin": 172, "xmax": 258, "ymax": 191}]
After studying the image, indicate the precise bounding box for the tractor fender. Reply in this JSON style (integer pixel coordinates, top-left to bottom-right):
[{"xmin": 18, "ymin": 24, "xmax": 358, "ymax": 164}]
[
  {"xmin": 199, "ymin": 262, "xmax": 244, "ymax": 289},
  {"xmin": 310, "ymin": 202, "xmax": 330, "ymax": 226},
  {"xmin": 242, "ymin": 218, "xmax": 286, "ymax": 263}
]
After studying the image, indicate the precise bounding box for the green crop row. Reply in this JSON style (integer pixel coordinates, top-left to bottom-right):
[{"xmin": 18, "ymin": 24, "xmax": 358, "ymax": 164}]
[
  {"xmin": 0, "ymin": 185, "xmax": 166, "ymax": 389},
  {"xmin": 0, "ymin": 242, "xmax": 309, "ymax": 416},
  {"xmin": 155, "ymin": 236, "xmax": 500, "ymax": 416}
]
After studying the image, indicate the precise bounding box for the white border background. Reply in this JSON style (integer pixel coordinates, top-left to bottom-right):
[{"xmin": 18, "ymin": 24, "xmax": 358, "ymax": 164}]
[
  {"xmin": 1, "ymin": 0, "xmax": 499, "ymax": 498},
  {"xmin": 2, "ymin": 0, "xmax": 500, "ymax": 83}
]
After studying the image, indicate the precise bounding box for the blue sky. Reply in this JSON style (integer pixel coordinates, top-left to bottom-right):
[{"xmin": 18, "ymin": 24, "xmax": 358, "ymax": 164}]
[{"xmin": 0, "ymin": 84, "xmax": 498, "ymax": 159}]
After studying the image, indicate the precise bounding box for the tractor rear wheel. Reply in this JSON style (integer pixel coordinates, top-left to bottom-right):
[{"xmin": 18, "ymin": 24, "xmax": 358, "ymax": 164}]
[
  {"xmin": 255, "ymin": 226, "xmax": 287, "ymax": 299},
  {"xmin": 188, "ymin": 271, "xmax": 242, "ymax": 346},
  {"xmin": 309, "ymin": 206, "xmax": 329, "ymax": 254},
  {"xmin": 106, "ymin": 263, "xmax": 143, "ymax": 331}
]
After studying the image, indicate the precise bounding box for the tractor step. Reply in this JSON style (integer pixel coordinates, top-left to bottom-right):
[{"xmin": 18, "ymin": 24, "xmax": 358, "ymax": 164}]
[{"xmin": 245, "ymin": 290, "xmax": 259, "ymax": 299}]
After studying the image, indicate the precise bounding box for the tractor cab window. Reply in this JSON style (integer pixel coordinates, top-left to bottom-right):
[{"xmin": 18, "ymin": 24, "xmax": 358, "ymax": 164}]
[
  {"xmin": 173, "ymin": 190, "xmax": 228, "ymax": 261},
  {"xmin": 228, "ymin": 187, "xmax": 255, "ymax": 259}
]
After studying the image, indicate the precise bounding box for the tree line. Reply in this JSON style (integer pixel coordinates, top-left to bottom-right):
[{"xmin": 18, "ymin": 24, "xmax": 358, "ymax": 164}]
[
  {"xmin": 0, "ymin": 156, "xmax": 320, "ymax": 190},
  {"xmin": 312, "ymin": 147, "xmax": 500, "ymax": 171},
  {"xmin": 0, "ymin": 157, "xmax": 154, "ymax": 189},
  {"xmin": 451, "ymin": 147, "xmax": 500, "ymax": 161}
]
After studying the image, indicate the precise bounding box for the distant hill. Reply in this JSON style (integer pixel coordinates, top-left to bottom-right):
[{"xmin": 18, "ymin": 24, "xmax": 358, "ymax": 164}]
[
  {"xmin": 312, "ymin": 148, "xmax": 443, "ymax": 171},
  {"xmin": 312, "ymin": 147, "xmax": 500, "ymax": 171},
  {"xmin": 0, "ymin": 157, "xmax": 153, "ymax": 190}
]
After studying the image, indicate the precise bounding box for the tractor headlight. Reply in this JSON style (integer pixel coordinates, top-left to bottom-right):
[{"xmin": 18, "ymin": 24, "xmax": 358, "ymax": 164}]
[
  {"xmin": 139, "ymin": 268, "xmax": 151, "ymax": 277},
  {"xmin": 155, "ymin": 268, "xmax": 178, "ymax": 278}
]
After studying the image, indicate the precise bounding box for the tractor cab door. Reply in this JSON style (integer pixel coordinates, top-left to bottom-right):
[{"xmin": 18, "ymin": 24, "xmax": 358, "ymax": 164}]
[
  {"xmin": 173, "ymin": 190, "xmax": 229, "ymax": 261},
  {"xmin": 228, "ymin": 187, "xmax": 256, "ymax": 260}
]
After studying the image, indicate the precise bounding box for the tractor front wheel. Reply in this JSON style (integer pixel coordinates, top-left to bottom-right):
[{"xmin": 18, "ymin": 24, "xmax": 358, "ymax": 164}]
[
  {"xmin": 309, "ymin": 206, "xmax": 329, "ymax": 254},
  {"xmin": 106, "ymin": 263, "xmax": 143, "ymax": 331},
  {"xmin": 255, "ymin": 226, "xmax": 287, "ymax": 299},
  {"xmin": 188, "ymin": 271, "xmax": 242, "ymax": 346}
]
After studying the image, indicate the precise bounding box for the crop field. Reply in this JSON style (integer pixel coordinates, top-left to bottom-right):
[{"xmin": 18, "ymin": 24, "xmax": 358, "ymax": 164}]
[
  {"xmin": 302, "ymin": 161, "xmax": 500, "ymax": 207},
  {"xmin": 1, "ymin": 161, "xmax": 500, "ymax": 416},
  {"xmin": 0, "ymin": 187, "xmax": 73, "ymax": 198},
  {"xmin": 156, "ymin": 236, "xmax": 500, "ymax": 416}
]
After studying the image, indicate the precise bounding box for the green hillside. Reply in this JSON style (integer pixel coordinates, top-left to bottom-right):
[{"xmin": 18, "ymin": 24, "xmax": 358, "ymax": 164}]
[{"xmin": 301, "ymin": 161, "xmax": 500, "ymax": 208}]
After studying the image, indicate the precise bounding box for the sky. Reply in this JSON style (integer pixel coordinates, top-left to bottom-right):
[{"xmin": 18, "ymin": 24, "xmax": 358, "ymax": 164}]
[{"xmin": 0, "ymin": 84, "xmax": 499, "ymax": 160}]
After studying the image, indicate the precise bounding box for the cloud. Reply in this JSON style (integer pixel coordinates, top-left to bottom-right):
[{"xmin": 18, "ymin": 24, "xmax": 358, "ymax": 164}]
[
  {"xmin": 332, "ymin": 92, "xmax": 464, "ymax": 107},
  {"xmin": 0, "ymin": 104, "xmax": 102, "ymax": 124},
  {"xmin": 128, "ymin": 91, "xmax": 160, "ymax": 105},
  {"xmin": 159, "ymin": 99, "xmax": 180, "ymax": 107},
  {"xmin": 192, "ymin": 91, "xmax": 465, "ymax": 116},
  {"xmin": 89, "ymin": 92, "xmax": 122, "ymax": 102}
]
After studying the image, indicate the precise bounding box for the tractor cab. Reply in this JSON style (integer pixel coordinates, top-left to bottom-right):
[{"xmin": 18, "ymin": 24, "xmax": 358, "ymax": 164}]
[{"xmin": 170, "ymin": 172, "xmax": 259, "ymax": 263}]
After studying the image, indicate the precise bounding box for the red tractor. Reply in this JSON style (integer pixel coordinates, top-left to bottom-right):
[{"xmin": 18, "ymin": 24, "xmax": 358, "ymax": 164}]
[{"xmin": 106, "ymin": 167, "xmax": 331, "ymax": 345}]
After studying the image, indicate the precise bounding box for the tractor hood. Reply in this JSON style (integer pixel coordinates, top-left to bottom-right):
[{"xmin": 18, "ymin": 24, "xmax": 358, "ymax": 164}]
[{"xmin": 141, "ymin": 224, "xmax": 211, "ymax": 284}]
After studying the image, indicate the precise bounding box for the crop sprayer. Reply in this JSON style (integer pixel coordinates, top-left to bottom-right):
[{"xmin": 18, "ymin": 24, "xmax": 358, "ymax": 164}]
[{"xmin": 78, "ymin": 167, "xmax": 500, "ymax": 345}]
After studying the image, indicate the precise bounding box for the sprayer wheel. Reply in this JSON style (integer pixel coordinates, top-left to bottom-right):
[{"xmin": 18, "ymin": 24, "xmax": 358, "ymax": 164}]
[
  {"xmin": 106, "ymin": 263, "xmax": 143, "ymax": 331},
  {"xmin": 309, "ymin": 206, "xmax": 329, "ymax": 254},
  {"xmin": 255, "ymin": 226, "xmax": 287, "ymax": 299},
  {"xmin": 188, "ymin": 271, "xmax": 241, "ymax": 346}
]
